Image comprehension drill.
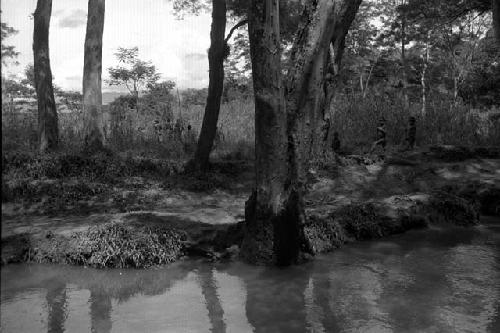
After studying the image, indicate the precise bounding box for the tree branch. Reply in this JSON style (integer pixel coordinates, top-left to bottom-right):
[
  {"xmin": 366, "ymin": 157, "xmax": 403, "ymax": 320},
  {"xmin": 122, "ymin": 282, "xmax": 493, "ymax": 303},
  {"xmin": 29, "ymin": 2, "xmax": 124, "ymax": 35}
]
[{"xmin": 224, "ymin": 19, "xmax": 248, "ymax": 43}]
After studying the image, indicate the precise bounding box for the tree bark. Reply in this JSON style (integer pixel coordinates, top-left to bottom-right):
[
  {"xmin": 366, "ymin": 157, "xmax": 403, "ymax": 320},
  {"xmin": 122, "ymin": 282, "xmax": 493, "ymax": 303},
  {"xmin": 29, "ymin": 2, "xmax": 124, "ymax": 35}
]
[
  {"xmin": 493, "ymin": 0, "xmax": 500, "ymax": 43},
  {"xmin": 82, "ymin": 0, "xmax": 106, "ymax": 152},
  {"xmin": 33, "ymin": 0, "xmax": 58, "ymax": 153},
  {"xmin": 400, "ymin": 1, "xmax": 409, "ymax": 109},
  {"xmin": 421, "ymin": 30, "xmax": 431, "ymax": 116},
  {"xmin": 242, "ymin": 0, "xmax": 361, "ymax": 266},
  {"xmin": 291, "ymin": 0, "xmax": 362, "ymax": 163},
  {"xmin": 242, "ymin": 0, "xmax": 293, "ymax": 265},
  {"xmin": 192, "ymin": 0, "xmax": 227, "ymax": 171}
]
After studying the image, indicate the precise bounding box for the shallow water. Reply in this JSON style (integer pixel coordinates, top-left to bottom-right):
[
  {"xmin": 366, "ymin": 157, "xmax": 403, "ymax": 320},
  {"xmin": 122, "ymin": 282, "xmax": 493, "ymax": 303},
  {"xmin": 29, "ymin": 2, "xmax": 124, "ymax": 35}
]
[{"xmin": 2, "ymin": 222, "xmax": 500, "ymax": 333}]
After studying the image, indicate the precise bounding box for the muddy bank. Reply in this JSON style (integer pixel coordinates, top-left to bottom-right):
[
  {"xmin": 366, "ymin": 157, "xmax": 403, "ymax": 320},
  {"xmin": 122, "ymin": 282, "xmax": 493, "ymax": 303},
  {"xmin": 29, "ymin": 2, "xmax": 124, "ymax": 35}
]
[
  {"xmin": 0, "ymin": 189, "xmax": 486, "ymax": 267},
  {"xmin": 2, "ymin": 146, "xmax": 499, "ymax": 267}
]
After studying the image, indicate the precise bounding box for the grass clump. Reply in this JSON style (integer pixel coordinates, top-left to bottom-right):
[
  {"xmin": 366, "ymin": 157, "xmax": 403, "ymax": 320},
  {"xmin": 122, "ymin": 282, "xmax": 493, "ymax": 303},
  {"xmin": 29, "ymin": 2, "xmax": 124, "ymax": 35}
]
[
  {"xmin": 334, "ymin": 203, "xmax": 388, "ymax": 240},
  {"xmin": 29, "ymin": 223, "xmax": 187, "ymax": 268}
]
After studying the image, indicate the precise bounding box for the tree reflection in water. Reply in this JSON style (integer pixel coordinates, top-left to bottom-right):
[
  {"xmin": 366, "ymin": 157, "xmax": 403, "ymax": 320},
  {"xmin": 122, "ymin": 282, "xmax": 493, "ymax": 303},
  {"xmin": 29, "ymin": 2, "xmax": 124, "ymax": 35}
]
[{"xmin": 1, "ymin": 224, "xmax": 500, "ymax": 332}]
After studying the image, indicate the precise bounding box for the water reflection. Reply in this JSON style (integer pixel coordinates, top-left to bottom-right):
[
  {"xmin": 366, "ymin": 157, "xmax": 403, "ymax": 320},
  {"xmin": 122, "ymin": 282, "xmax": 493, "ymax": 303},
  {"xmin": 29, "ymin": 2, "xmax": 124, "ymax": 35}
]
[{"xmin": 1, "ymin": 222, "xmax": 500, "ymax": 333}]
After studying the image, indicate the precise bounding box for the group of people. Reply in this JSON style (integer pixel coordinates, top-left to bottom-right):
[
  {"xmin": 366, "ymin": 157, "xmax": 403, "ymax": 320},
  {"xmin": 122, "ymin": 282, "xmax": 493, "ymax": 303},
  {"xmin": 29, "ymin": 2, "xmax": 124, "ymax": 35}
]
[
  {"xmin": 150, "ymin": 119, "xmax": 226, "ymax": 153},
  {"xmin": 369, "ymin": 115, "xmax": 416, "ymax": 154},
  {"xmin": 322, "ymin": 115, "xmax": 417, "ymax": 156}
]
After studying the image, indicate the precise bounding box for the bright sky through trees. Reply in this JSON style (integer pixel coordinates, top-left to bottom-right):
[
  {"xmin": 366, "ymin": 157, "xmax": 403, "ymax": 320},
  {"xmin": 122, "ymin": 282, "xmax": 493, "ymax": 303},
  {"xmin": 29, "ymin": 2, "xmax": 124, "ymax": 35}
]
[{"xmin": 1, "ymin": 0, "xmax": 212, "ymax": 91}]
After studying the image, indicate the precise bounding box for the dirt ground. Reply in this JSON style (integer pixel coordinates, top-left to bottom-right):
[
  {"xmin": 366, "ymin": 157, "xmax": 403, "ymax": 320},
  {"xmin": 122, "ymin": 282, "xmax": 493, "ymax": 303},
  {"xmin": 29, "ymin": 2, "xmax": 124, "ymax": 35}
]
[{"xmin": 1, "ymin": 145, "xmax": 499, "ymax": 266}]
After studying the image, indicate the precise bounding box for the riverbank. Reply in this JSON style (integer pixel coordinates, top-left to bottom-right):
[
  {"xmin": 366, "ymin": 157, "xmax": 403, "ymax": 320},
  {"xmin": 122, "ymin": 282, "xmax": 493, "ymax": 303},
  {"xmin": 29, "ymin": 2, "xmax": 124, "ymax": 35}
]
[{"xmin": 2, "ymin": 146, "xmax": 499, "ymax": 267}]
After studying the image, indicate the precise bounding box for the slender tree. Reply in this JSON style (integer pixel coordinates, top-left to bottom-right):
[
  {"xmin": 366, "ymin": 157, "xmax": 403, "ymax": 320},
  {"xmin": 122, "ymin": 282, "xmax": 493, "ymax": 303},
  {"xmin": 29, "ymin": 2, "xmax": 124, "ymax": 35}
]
[
  {"xmin": 33, "ymin": 0, "xmax": 58, "ymax": 152},
  {"xmin": 82, "ymin": 0, "xmax": 106, "ymax": 152},
  {"xmin": 191, "ymin": 0, "xmax": 228, "ymax": 171},
  {"xmin": 241, "ymin": 0, "xmax": 362, "ymax": 265}
]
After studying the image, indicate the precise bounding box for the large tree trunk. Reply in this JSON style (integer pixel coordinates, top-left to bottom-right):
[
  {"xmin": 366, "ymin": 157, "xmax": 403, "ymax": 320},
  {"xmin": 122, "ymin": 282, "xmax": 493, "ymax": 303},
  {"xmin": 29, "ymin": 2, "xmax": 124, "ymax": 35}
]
[
  {"xmin": 308, "ymin": 0, "xmax": 362, "ymax": 159},
  {"xmin": 242, "ymin": 0, "xmax": 361, "ymax": 266},
  {"xmin": 400, "ymin": 2, "xmax": 409, "ymax": 110},
  {"xmin": 82, "ymin": 0, "xmax": 106, "ymax": 152},
  {"xmin": 192, "ymin": 0, "xmax": 227, "ymax": 171},
  {"xmin": 421, "ymin": 30, "xmax": 431, "ymax": 116},
  {"xmin": 33, "ymin": 0, "xmax": 58, "ymax": 153},
  {"xmin": 493, "ymin": 0, "xmax": 500, "ymax": 43},
  {"xmin": 242, "ymin": 0, "xmax": 294, "ymax": 265}
]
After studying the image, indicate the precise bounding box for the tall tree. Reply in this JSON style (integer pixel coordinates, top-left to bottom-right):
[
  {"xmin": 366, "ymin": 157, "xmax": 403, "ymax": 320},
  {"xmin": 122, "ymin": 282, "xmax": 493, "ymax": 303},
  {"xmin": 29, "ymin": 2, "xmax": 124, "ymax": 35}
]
[
  {"xmin": 191, "ymin": 0, "xmax": 228, "ymax": 171},
  {"xmin": 33, "ymin": 0, "xmax": 59, "ymax": 152},
  {"xmin": 107, "ymin": 47, "xmax": 160, "ymax": 113},
  {"xmin": 241, "ymin": 0, "xmax": 361, "ymax": 265},
  {"xmin": 82, "ymin": 0, "xmax": 106, "ymax": 152}
]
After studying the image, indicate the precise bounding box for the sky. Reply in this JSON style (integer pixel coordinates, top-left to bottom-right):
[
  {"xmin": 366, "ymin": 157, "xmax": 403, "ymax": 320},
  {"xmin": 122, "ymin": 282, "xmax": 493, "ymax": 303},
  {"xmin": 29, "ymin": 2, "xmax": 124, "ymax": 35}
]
[{"xmin": 1, "ymin": 0, "xmax": 213, "ymax": 92}]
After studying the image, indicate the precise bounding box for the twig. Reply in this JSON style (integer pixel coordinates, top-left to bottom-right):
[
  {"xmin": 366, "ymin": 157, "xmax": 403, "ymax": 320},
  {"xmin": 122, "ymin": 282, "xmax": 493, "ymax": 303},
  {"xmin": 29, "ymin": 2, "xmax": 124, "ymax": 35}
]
[{"xmin": 224, "ymin": 19, "xmax": 248, "ymax": 43}]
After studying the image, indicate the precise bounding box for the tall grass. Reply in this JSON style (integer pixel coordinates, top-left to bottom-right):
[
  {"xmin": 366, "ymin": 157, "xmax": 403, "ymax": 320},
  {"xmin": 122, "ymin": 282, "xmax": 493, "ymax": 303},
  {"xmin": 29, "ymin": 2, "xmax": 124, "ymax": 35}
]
[
  {"xmin": 1, "ymin": 98, "xmax": 256, "ymax": 159},
  {"xmin": 329, "ymin": 92, "xmax": 500, "ymax": 154},
  {"xmin": 2, "ymin": 93, "xmax": 498, "ymax": 159}
]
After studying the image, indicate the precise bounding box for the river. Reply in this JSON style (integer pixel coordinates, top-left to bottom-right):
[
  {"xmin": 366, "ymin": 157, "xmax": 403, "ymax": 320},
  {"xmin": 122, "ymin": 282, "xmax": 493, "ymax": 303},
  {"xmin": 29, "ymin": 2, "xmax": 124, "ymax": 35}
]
[{"xmin": 2, "ymin": 220, "xmax": 499, "ymax": 332}]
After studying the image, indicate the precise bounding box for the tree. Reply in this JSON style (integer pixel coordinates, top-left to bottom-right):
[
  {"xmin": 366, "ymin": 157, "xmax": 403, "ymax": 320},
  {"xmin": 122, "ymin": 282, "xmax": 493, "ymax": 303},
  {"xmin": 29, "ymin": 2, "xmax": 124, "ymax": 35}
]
[
  {"xmin": 107, "ymin": 47, "xmax": 161, "ymax": 112},
  {"xmin": 241, "ymin": 0, "xmax": 361, "ymax": 265},
  {"xmin": 191, "ymin": 0, "xmax": 228, "ymax": 171},
  {"xmin": 493, "ymin": 0, "xmax": 500, "ymax": 42},
  {"xmin": 82, "ymin": 0, "xmax": 106, "ymax": 152},
  {"xmin": 1, "ymin": 18, "xmax": 19, "ymax": 65},
  {"xmin": 33, "ymin": 0, "xmax": 59, "ymax": 152}
]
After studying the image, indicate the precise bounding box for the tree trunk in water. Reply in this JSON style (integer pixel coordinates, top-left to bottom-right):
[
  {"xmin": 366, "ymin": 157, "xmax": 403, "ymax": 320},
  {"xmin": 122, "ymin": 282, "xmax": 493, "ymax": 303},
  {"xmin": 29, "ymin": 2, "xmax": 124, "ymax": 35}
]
[
  {"xmin": 242, "ymin": 0, "xmax": 292, "ymax": 265},
  {"xmin": 242, "ymin": 0, "xmax": 361, "ymax": 266},
  {"xmin": 33, "ymin": 0, "xmax": 58, "ymax": 153},
  {"xmin": 90, "ymin": 290, "xmax": 112, "ymax": 333},
  {"xmin": 82, "ymin": 0, "xmax": 105, "ymax": 152},
  {"xmin": 192, "ymin": 0, "xmax": 227, "ymax": 171},
  {"xmin": 199, "ymin": 268, "xmax": 226, "ymax": 333},
  {"xmin": 493, "ymin": 0, "xmax": 500, "ymax": 43},
  {"xmin": 46, "ymin": 283, "xmax": 67, "ymax": 333}
]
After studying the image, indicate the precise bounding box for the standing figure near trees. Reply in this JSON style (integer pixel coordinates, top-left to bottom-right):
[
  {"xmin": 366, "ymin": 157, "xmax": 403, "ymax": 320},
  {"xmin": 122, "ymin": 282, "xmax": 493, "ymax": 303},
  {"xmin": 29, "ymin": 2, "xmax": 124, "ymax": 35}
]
[
  {"xmin": 332, "ymin": 131, "xmax": 341, "ymax": 153},
  {"xmin": 174, "ymin": 118, "xmax": 184, "ymax": 142},
  {"xmin": 321, "ymin": 117, "xmax": 331, "ymax": 155},
  {"xmin": 183, "ymin": 124, "xmax": 197, "ymax": 153},
  {"xmin": 370, "ymin": 116, "xmax": 387, "ymax": 154},
  {"xmin": 404, "ymin": 116, "xmax": 416, "ymax": 150}
]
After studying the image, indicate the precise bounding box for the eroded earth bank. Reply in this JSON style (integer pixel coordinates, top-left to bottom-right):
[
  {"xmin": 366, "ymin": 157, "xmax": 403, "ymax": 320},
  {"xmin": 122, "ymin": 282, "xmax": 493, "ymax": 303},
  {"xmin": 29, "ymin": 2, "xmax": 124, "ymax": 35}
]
[{"xmin": 2, "ymin": 145, "xmax": 499, "ymax": 267}]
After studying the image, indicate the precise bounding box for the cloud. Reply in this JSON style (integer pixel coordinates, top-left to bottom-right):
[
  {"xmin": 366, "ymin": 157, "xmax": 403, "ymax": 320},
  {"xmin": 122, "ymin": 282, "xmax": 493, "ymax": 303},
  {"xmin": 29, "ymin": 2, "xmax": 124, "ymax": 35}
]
[
  {"xmin": 65, "ymin": 75, "xmax": 81, "ymax": 81},
  {"xmin": 184, "ymin": 53, "xmax": 206, "ymax": 61},
  {"xmin": 59, "ymin": 9, "xmax": 87, "ymax": 28},
  {"xmin": 181, "ymin": 52, "xmax": 208, "ymax": 88}
]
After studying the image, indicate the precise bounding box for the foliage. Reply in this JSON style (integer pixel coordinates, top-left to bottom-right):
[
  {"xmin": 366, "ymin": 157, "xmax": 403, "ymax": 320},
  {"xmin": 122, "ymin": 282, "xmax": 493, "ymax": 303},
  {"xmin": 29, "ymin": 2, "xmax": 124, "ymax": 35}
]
[
  {"xmin": 107, "ymin": 47, "xmax": 161, "ymax": 97},
  {"xmin": 181, "ymin": 88, "xmax": 208, "ymax": 106},
  {"xmin": 1, "ymin": 19, "xmax": 19, "ymax": 65}
]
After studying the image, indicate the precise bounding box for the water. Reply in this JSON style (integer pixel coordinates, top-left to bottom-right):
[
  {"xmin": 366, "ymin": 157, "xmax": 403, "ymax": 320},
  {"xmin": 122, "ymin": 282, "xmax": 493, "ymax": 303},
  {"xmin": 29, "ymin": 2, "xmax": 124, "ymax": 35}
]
[{"xmin": 2, "ymin": 222, "xmax": 500, "ymax": 333}]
